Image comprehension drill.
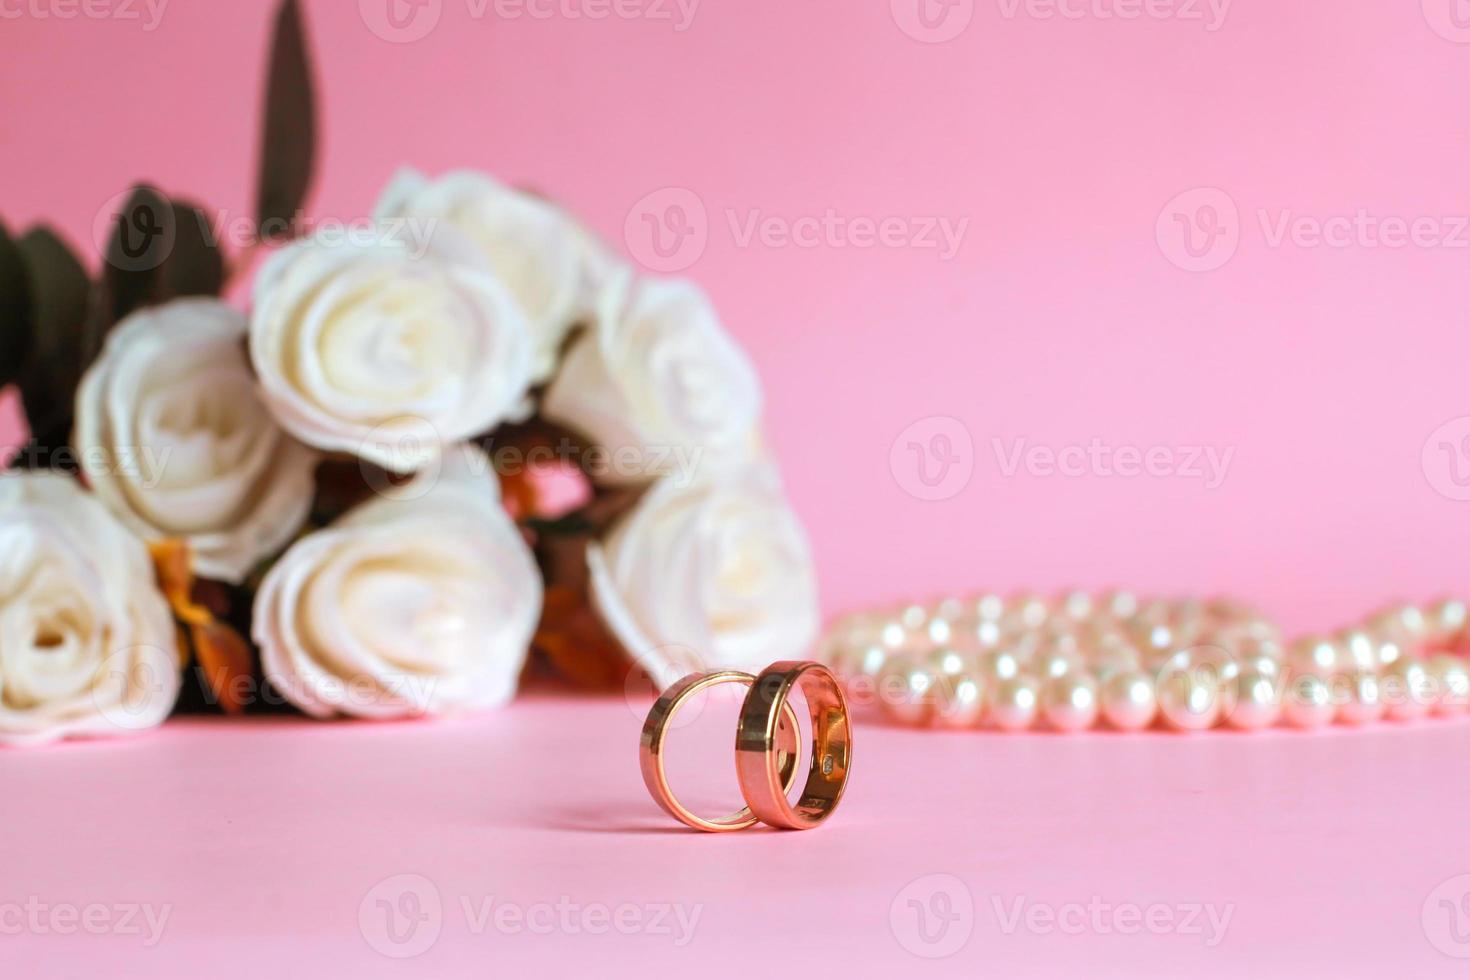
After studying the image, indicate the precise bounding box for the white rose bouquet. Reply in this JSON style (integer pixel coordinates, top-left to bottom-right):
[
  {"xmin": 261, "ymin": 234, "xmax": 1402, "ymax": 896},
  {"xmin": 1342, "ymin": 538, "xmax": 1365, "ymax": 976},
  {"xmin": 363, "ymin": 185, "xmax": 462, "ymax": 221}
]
[{"xmin": 0, "ymin": 0, "xmax": 818, "ymax": 746}]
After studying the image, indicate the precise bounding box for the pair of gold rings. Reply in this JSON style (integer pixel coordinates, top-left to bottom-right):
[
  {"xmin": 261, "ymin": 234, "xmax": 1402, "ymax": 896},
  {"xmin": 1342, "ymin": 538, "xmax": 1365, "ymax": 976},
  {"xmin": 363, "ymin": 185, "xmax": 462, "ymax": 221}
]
[{"xmin": 639, "ymin": 661, "xmax": 852, "ymax": 832}]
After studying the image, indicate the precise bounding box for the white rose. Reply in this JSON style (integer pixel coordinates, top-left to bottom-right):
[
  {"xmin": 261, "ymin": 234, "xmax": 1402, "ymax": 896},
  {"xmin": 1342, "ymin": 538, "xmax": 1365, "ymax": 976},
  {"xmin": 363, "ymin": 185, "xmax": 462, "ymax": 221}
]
[
  {"xmin": 376, "ymin": 168, "xmax": 619, "ymax": 383},
  {"xmin": 0, "ymin": 473, "xmax": 180, "ymax": 746},
  {"xmin": 249, "ymin": 233, "xmax": 533, "ymax": 473},
  {"xmin": 588, "ymin": 465, "xmax": 819, "ymax": 680},
  {"xmin": 253, "ymin": 445, "xmax": 542, "ymax": 719},
  {"xmin": 73, "ymin": 298, "xmax": 319, "ymax": 584},
  {"xmin": 542, "ymin": 272, "xmax": 764, "ymax": 485}
]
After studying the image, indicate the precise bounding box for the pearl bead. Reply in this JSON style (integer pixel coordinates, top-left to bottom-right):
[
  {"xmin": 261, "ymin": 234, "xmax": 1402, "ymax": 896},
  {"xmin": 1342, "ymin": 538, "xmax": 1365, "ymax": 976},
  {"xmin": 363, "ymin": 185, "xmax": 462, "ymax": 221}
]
[
  {"xmin": 1227, "ymin": 670, "xmax": 1283, "ymax": 730},
  {"xmin": 878, "ymin": 656, "xmax": 936, "ymax": 726},
  {"xmin": 1091, "ymin": 637, "xmax": 1143, "ymax": 679},
  {"xmin": 929, "ymin": 596, "xmax": 968, "ymax": 623},
  {"xmin": 926, "ymin": 617, "xmax": 955, "ymax": 647},
  {"xmin": 829, "ymin": 643, "xmax": 888, "ymax": 682},
  {"xmin": 1036, "ymin": 644, "xmax": 1084, "ymax": 680},
  {"xmin": 973, "ymin": 593, "xmax": 1006, "ymax": 622},
  {"xmin": 970, "ymin": 618, "xmax": 1005, "ymax": 650},
  {"xmin": 989, "ymin": 675, "xmax": 1041, "ymax": 731},
  {"xmin": 1429, "ymin": 656, "xmax": 1470, "ymax": 716},
  {"xmin": 1156, "ymin": 649, "xmax": 1232, "ymax": 731},
  {"xmin": 1335, "ymin": 671, "xmax": 1386, "ymax": 726},
  {"xmin": 879, "ymin": 620, "xmax": 912, "ymax": 651},
  {"xmin": 1100, "ymin": 670, "xmax": 1157, "ymax": 731},
  {"xmin": 933, "ymin": 672, "xmax": 987, "ymax": 729},
  {"xmin": 1099, "ymin": 590, "xmax": 1140, "ymax": 620},
  {"xmin": 1428, "ymin": 598, "xmax": 1470, "ymax": 639},
  {"xmin": 1335, "ymin": 630, "xmax": 1380, "ymax": 673},
  {"xmin": 1382, "ymin": 657, "xmax": 1434, "ymax": 721},
  {"xmin": 1157, "ymin": 669, "xmax": 1225, "ymax": 731},
  {"xmin": 898, "ymin": 603, "xmax": 929, "ymax": 631},
  {"xmin": 1283, "ymin": 673, "xmax": 1335, "ymax": 729},
  {"xmin": 1007, "ymin": 592, "xmax": 1050, "ymax": 632},
  {"xmin": 1288, "ymin": 635, "xmax": 1343, "ymax": 678},
  {"xmin": 978, "ymin": 647, "xmax": 1029, "ymax": 682},
  {"xmin": 929, "ymin": 647, "xmax": 971, "ymax": 674},
  {"xmin": 1041, "ymin": 672, "xmax": 1099, "ymax": 732},
  {"xmin": 1057, "ymin": 590, "xmax": 1094, "ymax": 621}
]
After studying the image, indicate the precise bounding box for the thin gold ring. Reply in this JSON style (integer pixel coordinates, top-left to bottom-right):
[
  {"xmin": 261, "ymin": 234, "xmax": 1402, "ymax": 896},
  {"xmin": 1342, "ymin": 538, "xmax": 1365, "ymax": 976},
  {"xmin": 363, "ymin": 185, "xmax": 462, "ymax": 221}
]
[
  {"xmin": 736, "ymin": 661, "xmax": 852, "ymax": 831},
  {"xmin": 640, "ymin": 670, "xmax": 801, "ymax": 833}
]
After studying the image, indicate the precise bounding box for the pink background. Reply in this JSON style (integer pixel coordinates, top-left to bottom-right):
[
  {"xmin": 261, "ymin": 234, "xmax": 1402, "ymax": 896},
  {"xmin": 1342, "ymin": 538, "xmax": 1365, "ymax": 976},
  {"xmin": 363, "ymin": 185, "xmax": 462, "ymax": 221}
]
[{"xmin": 6, "ymin": 1, "xmax": 1470, "ymax": 976}]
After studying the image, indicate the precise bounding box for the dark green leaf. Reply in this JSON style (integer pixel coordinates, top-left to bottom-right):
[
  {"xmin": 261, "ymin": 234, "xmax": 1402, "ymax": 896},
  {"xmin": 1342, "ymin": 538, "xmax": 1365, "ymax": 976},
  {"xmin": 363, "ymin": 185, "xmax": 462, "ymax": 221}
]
[
  {"xmin": 255, "ymin": 0, "xmax": 316, "ymax": 234},
  {"xmin": 164, "ymin": 200, "xmax": 225, "ymax": 299},
  {"xmin": 14, "ymin": 227, "xmax": 90, "ymax": 450},
  {"xmin": 0, "ymin": 220, "xmax": 34, "ymax": 389},
  {"xmin": 89, "ymin": 184, "xmax": 173, "ymax": 356}
]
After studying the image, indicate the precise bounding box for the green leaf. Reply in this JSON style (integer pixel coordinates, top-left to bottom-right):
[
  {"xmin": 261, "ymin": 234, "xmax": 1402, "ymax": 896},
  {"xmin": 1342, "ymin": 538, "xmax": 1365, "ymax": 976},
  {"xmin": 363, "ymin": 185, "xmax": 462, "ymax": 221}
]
[
  {"xmin": 0, "ymin": 220, "xmax": 34, "ymax": 389},
  {"xmin": 90, "ymin": 183, "xmax": 173, "ymax": 355},
  {"xmin": 164, "ymin": 200, "xmax": 225, "ymax": 299},
  {"xmin": 255, "ymin": 0, "xmax": 316, "ymax": 235},
  {"xmin": 14, "ymin": 227, "xmax": 90, "ymax": 450}
]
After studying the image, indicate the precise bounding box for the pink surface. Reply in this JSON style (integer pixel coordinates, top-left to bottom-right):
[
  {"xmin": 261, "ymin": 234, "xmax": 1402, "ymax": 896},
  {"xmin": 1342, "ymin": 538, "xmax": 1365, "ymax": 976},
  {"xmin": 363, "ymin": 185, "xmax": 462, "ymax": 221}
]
[
  {"xmin": 3, "ymin": 697, "xmax": 1470, "ymax": 978},
  {"xmin": 7, "ymin": 1, "xmax": 1470, "ymax": 976}
]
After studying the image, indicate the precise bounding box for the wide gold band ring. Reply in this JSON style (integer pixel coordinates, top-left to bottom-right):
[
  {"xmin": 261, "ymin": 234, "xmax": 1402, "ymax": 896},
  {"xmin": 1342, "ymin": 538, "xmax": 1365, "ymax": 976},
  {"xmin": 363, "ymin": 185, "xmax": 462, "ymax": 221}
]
[
  {"xmin": 640, "ymin": 670, "xmax": 801, "ymax": 833},
  {"xmin": 736, "ymin": 661, "xmax": 852, "ymax": 831}
]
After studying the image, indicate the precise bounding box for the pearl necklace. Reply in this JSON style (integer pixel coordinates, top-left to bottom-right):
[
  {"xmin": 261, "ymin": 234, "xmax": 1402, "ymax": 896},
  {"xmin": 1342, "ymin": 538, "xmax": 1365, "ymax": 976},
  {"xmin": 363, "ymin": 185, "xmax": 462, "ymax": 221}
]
[{"xmin": 818, "ymin": 592, "xmax": 1470, "ymax": 732}]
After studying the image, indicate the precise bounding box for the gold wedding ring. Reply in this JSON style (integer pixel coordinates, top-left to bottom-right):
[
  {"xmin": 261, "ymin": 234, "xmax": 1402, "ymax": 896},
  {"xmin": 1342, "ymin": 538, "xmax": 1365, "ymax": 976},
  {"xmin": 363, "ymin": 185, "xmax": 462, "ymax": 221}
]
[
  {"xmin": 639, "ymin": 670, "xmax": 801, "ymax": 833},
  {"xmin": 736, "ymin": 661, "xmax": 852, "ymax": 831}
]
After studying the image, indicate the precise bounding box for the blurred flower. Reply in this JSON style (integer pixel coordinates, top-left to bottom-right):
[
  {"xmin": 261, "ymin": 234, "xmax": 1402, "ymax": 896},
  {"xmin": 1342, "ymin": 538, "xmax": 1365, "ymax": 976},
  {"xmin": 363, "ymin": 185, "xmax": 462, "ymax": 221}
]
[
  {"xmin": 542, "ymin": 271, "xmax": 764, "ymax": 486},
  {"xmin": 73, "ymin": 298, "xmax": 318, "ymax": 584},
  {"xmin": 375, "ymin": 168, "xmax": 620, "ymax": 383},
  {"xmin": 252, "ymin": 445, "xmax": 541, "ymax": 719},
  {"xmin": 587, "ymin": 465, "xmax": 819, "ymax": 677},
  {"xmin": 0, "ymin": 472, "xmax": 180, "ymax": 746},
  {"xmin": 249, "ymin": 233, "xmax": 533, "ymax": 473}
]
